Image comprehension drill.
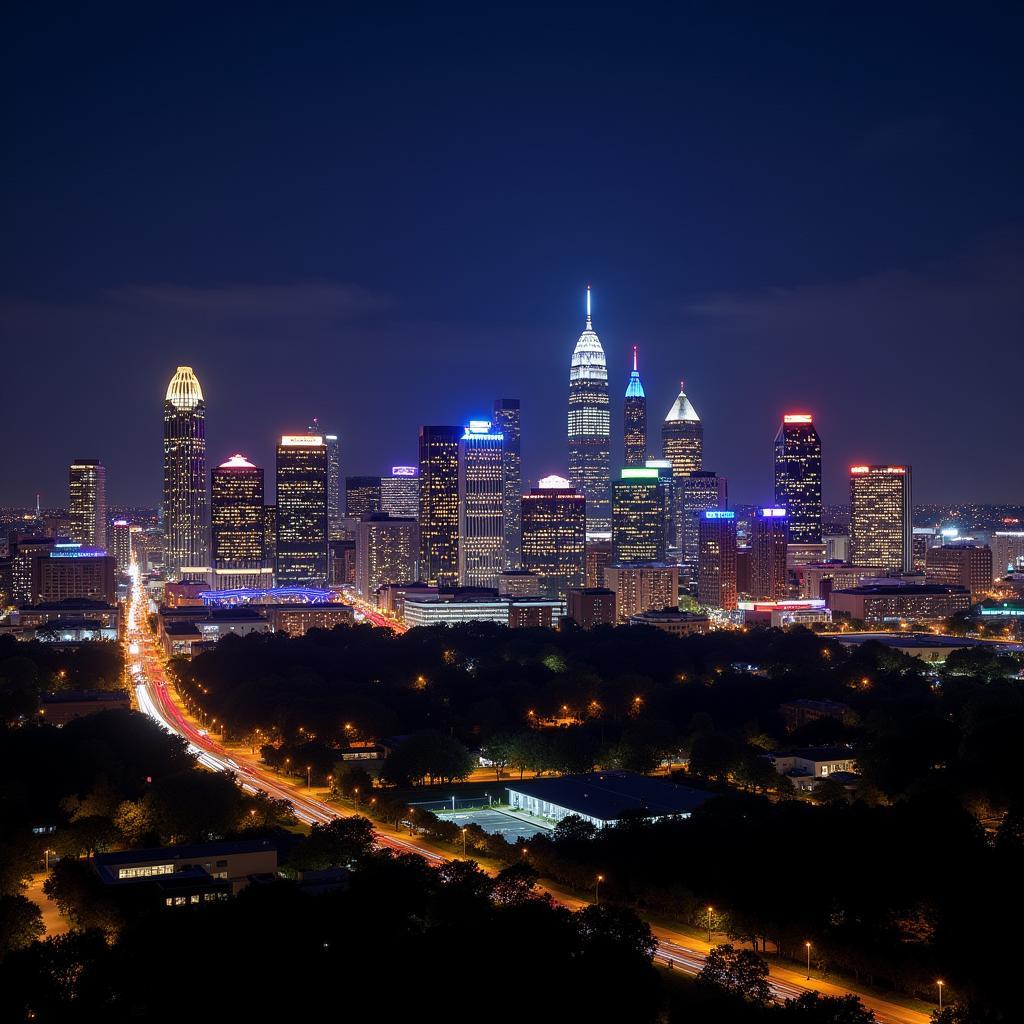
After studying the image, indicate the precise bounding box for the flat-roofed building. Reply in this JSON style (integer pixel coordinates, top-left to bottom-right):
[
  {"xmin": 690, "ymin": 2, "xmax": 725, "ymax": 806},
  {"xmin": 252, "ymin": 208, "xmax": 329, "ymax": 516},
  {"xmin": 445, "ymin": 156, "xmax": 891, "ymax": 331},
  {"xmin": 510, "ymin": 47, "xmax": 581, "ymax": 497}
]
[
  {"xmin": 567, "ymin": 587, "xmax": 616, "ymax": 628},
  {"xmin": 992, "ymin": 531, "xmax": 1024, "ymax": 580},
  {"xmin": 33, "ymin": 544, "xmax": 116, "ymax": 604},
  {"xmin": 829, "ymin": 583, "xmax": 971, "ymax": 623},
  {"xmin": 506, "ymin": 771, "xmax": 711, "ymax": 829},
  {"xmin": 849, "ymin": 464, "xmax": 912, "ymax": 572},
  {"xmin": 697, "ymin": 510, "xmax": 737, "ymax": 610},
  {"xmin": 40, "ymin": 690, "xmax": 131, "ymax": 725},
  {"xmin": 628, "ymin": 608, "xmax": 710, "ymax": 637},
  {"xmin": 355, "ymin": 515, "xmax": 418, "ymax": 601},
  {"xmin": 925, "ymin": 544, "xmax": 993, "ymax": 600},
  {"xmin": 497, "ymin": 569, "xmax": 541, "ymax": 597},
  {"xmin": 603, "ymin": 563, "xmax": 678, "ymax": 622},
  {"xmin": 521, "ymin": 477, "xmax": 586, "ymax": 600}
]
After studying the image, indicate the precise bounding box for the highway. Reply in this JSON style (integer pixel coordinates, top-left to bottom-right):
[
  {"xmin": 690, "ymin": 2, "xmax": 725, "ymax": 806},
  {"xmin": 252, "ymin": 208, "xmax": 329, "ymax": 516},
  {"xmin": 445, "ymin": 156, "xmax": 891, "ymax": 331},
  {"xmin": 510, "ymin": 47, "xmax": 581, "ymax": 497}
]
[{"xmin": 125, "ymin": 566, "xmax": 929, "ymax": 1024}]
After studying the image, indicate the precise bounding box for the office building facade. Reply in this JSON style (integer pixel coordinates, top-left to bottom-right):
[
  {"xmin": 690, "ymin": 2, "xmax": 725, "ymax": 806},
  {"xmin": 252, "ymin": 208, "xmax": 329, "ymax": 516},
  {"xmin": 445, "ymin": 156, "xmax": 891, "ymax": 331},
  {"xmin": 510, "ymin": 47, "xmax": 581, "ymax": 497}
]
[
  {"xmin": 661, "ymin": 381, "xmax": 703, "ymax": 478},
  {"xmin": 611, "ymin": 468, "xmax": 667, "ymax": 564},
  {"xmin": 111, "ymin": 519, "xmax": 132, "ymax": 573},
  {"xmin": 603, "ymin": 563, "xmax": 679, "ymax": 621},
  {"xmin": 68, "ymin": 459, "xmax": 107, "ymax": 550},
  {"xmin": 355, "ymin": 515, "xmax": 419, "ymax": 601},
  {"xmin": 749, "ymin": 507, "xmax": 789, "ymax": 600},
  {"xmin": 211, "ymin": 455, "xmax": 272, "ymax": 590},
  {"xmin": 773, "ymin": 414, "xmax": 822, "ymax": 544},
  {"xmin": 675, "ymin": 471, "xmax": 728, "ymax": 583},
  {"xmin": 275, "ymin": 435, "xmax": 328, "ymax": 586},
  {"xmin": 849, "ymin": 465, "xmax": 913, "ymax": 573},
  {"xmin": 163, "ymin": 366, "xmax": 208, "ymax": 580},
  {"xmin": 567, "ymin": 287, "xmax": 611, "ymax": 534},
  {"xmin": 925, "ymin": 544, "xmax": 993, "ymax": 600},
  {"xmin": 493, "ymin": 398, "xmax": 522, "ymax": 568},
  {"xmin": 458, "ymin": 420, "xmax": 505, "ymax": 588},
  {"xmin": 380, "ymin": 466, "xmax": 420, "ymax": 519},
  {"xmin": 521, "ymin": 476, "xmax": 586, "ymax": 600},
  {"xmin": 418, "ymin": 426, "xmax": 461, "ymax": 587},
  {"xmin": 623, "ymin": 346, "xmax": 647, "ymax": 467},
  {"xmin": 345, "ymin": 476, "xmax": 382, "ymax": 519},
  {"xmin": 697, "ymin": 510, "xmax": 738, "ymax": 610}
]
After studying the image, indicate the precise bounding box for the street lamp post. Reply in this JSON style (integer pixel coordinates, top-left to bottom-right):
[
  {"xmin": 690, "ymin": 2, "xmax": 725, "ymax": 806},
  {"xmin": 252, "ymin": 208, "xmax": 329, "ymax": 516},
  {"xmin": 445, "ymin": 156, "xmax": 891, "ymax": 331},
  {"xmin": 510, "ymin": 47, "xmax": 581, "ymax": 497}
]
[
  {"xmin": 461, "ymin": 828, "xmax": 467, "ymax": 857},
  {"xmin": 595, "ymin": 874, "xmax": 604, "ymax": 906},
  {"xmin": 937, "ymin": 980, "xmax": 944, "ymax": 1010},
  {"xmin": 805, "ymin": 941, "xmax": 812, "ymax": 980},
  {"xmin": 707, "ymin": 906, "xmax": 714, "ymax": 944},
  {"xmin": 306, "ymin": 765, "xmax": 312, "ymax": 789}
]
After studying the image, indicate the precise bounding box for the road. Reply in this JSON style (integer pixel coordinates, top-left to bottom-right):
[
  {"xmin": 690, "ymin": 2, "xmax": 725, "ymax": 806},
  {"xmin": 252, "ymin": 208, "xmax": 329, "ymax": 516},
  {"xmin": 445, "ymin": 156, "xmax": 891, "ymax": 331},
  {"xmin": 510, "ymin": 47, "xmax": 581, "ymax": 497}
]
[{"xmin": 125, "ymin": 566, "xmax": 929, "ymax": 1024}]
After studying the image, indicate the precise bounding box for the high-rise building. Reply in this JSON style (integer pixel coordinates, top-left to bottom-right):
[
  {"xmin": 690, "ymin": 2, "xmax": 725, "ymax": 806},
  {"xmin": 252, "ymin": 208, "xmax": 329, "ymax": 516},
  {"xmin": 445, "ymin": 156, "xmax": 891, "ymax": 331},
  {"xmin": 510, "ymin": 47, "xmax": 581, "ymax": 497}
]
[
  {"xmin": 992, "ymin": 531, "xmax": 1024, "ymax": 580},
  {"xmin": 275, "ymin": 434, "xmax": 328, "ymax": 586},
  {"xmin": 345, "ymin": 476, "xmax": 382, "ymax": 519},
  {"xmin": 521, "ymin": 476, "xmax": 586, "ymax": 599},
  {"xmin": 355, "ymin": 514, "xmax": 419, "ymax": 602},
  {"xmin": 925, "ymin": 544, "xmax": 993, "ymax": 600},
  {"xmin": 698, "ymin": 510, "xmax": 738, "ymax": 610},
  {"xmin": 584, "ymin": 539, "xmax": 613, "ymax": 588},
  {"xmin": 567, "ymin": 287, "xmax": 611, "ymax": 534},
  {"xmin": 308, "ymin": 419, "xmax": 341, "ymax": 539},
  {"xmin": 418, "ymin": 426, "xmax": 461, "ymax": 587},
  {"xmin": 661, "ymin": 381, "xmax": 703, "ymax": 478},
  {"xmin": 68, "ymin": 459, "xmax": 106, "ymax": 550},
  {"xmin": 163, "ymin": 366, "xmax": 209, "ymax": 581},
  {"xmin": 749, "ymin": 507, "xmax": 789, "ymax": 600},
  {"xmin": 11, "ymin": 536, "xmax": 55, "ymax": 603},
  {"xmin": 623, "ymin": 346, "xmax": 647, "ymax": 467},
  {"xmin": 849, "ymin": 465, "xmax": 913, "ymax": 573},
  {"xmin": 603, "ymin": 564, "xmax": 679, "ymax": 621},
  {"xmin": 263, "ymin": 505, "xmax": 276, "ymax": 564},
  {"xmin": 211, "ymin": 454, "xmax": 272, "ymax": 590},
  {"xmin": 493, "ymin": 399, "xmax": 522, "ymax": 568},
  {"xmin": 675, "ymin": 471, "xmax": 728, "ymax": 583},
  {"xmin": 380, "ymin": 466, "xmax": 420, "ymax": 519},
  {"xmin": 774, "ymin": 414, "xmax": 823, "ymax": 544},
  {"xmin": 459, "ymin": 420, "xmax": 505, "ymax": 589},
  {"xmin": 611, "ymin": 468, "xmax": 667, "ymax": 564},
  {"xmin": 111, "ymin": 519, "xmax": 132, "ymax": 573},
  {"xmin": 32, "ymin": 543, "xmax": 116, "ymax": 604}
]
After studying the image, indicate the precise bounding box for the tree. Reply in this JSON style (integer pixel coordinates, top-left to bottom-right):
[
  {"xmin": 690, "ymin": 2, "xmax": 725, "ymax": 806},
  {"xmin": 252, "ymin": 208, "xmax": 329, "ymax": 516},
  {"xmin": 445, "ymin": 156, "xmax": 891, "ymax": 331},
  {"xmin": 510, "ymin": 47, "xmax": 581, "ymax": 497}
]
[
  {"xmin": 689, "ymin": 733, "xmax": 742, "ymax": 781},
  {"xmin": 552, "ymin": 814, "xmax": 598, "ymax": 845},
  {"xmin": 492, "ymin": 862, "xmax": 546, "ymax": 907},
  {"xmin": 780, "ymin": 991, "xmax": 876, "ymax": 1023},
  {"xmin": 288, "ymin": 816, "xmax": 376, "ymax": 871},
  {"xmin": 811, "ymin": 776, "xmax": 851, "ymax": 805},
  {"xmin": 698, "ymin": 943, "xmax": 772, "ymax": 1004},
  {"xmin": 575, "ymin": 903, "xmax": 657, "ymax": 960},
  {"xmin": 0, "ymin": 894, "xmax": 44, "ymax": 955},
  {"xmin": 43, "ymin": 859, "xmax": 122, "ymax": 934},
  {"xmin": 380, "ymin": 730, "xmax": 474, "ymax": 786},
  {"xmin": 481, "ymin": 733, "xmax": 516, "ymax": 780},
  {"xmin": 114, "ymin": 799, "xmax": 155, "ymax": 846}
]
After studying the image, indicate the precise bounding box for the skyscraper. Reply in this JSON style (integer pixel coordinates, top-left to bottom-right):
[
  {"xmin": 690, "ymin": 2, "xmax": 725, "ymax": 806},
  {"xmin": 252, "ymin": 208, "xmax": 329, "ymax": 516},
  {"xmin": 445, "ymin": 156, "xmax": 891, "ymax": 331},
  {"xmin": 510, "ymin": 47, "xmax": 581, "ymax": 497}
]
[
  {"xmin": 849, "ymin": 465, "xmax": 913, "ymax": 573},
  {"xmin": 418, "ymin": 425, "xmax": 461, "ymax": 587},
  {"xmin": 380, "ymin": 466, "xmax": 420, "ymax": 518},
  {"xmin": 611, "ymin": 467, "xmax": 667, "ymax": 564},
  {"xmin": 568, "ymin": 287, "xmax": 611, "ymax": 535},
  {"xmin": 521, "ymin": 476, "xmax": 586, "ymax": 599},
  {"xmin": 211, "ymin": 454, "xmax": 271, "ymax": 590},
  {"xmin": 275, "ymin": 434, "xmax": 328, "ymax": 586},
  {"xmin": 458, "ymin": 420, "xmax": 505, "ymax": 589},
  {"xmin": 308, "ymin": 419, "xmax": 341, "ymax": 539},
  {"xmin": 345, "ymin": 476, "xmax": 382, "ymax": 518},
  {"xmin": 749, "ymin": 507, "xmax": 789, "ymax": 600},
  {"xmin": 623, "ymin": 346, "xmax": 647, "ymax": 467},
  {"xmin": 163, "ymin": 366, "xmax": 208, "ymax": 580},
  {"xmin": 675, "ymin": 471, "xmax": 728, "ymax": 583},
  {"xmin": 698, "ymin": 510, "xmax": 738, "ymax": 610},
  {"xmin": 355, "ymin": 514, "xmax": 419, "ymax": 601},
  {"xmin": 661, "ymin": 381, "xmax": 703, "ymax": 478},
  {"xmin": 111, "ymin": 519, "xmax": 132, "ymax": 573},
  {"xmin": 492, "ymin": 398, "xmax": 522, "ymax": 568},
  {"xmin": 68, "ymin": 459, "xmax": 106, "ymax": 550},
  {"xmin": 774, "ymin": 414, "xmax": 823, "ymax": 544}
]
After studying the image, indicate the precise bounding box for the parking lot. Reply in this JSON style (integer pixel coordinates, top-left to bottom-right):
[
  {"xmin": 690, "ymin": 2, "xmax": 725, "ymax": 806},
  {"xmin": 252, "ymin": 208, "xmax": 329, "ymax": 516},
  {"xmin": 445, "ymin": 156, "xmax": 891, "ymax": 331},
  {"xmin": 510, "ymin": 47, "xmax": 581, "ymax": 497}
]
[{"xmin": 436, "ymin": 806, "xmax": 551, "ymax": 842}]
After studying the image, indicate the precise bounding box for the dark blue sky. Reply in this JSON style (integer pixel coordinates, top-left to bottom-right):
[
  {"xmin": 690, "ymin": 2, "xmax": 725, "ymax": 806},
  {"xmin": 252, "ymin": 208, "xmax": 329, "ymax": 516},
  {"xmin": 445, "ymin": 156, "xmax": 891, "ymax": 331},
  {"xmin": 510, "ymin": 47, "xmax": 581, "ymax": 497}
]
[{"xmin": 3, "ymin": 3, "xmax": 1022, "ymax": 507}]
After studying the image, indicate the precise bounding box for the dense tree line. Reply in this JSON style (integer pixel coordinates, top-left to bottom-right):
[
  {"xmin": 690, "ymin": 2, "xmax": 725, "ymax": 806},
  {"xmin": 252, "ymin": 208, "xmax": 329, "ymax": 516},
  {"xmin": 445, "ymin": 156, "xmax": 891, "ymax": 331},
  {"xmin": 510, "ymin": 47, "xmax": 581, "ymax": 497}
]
[{"xmin": 0, "ymin": 636, "xmax": 123, "ymax": 725}]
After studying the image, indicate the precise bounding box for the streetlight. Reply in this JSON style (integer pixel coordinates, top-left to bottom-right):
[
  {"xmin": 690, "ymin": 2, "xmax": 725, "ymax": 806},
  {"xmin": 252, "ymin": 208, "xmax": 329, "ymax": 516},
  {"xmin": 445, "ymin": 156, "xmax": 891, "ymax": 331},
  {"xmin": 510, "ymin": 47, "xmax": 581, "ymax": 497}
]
[
  {"xmin": 936, "ymin": 980, "xmax": 944, "ymax": 1010},
  {"xmin": 595, "ymin": 874, "xmax": 604, "ymax": 906},
  {"xmin": 306, "ymin": 765, "xmax": 312, "ymax": 788},
  {"xmin": 707, "ymin": 906, "xmax": 714, "ymax": 944},
  {"xmin": 805, "ymin": 941, "xmax": 812, "ymax": 980},
  {"xmin": 461, "ymin": 828, "xmax": 467, "ymax": 857}
]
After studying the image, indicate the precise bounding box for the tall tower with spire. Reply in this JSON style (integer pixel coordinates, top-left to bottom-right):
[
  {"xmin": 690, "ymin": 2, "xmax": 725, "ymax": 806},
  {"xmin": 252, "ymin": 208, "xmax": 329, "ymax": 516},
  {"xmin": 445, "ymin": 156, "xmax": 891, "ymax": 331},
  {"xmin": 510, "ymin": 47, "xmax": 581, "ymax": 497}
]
[
  {"xmin": 163, "ymin": 366, "xmax": 208, "ymax": 580},
  {"xmin": 568, "ymin": 286, "xmax": 611, "ymax": 534},
  {"xmin": 661, "ymin": 379, "xmax": 703, "ymax": 477},
  {"xmin": 623, "ymin": 345, "xmax": 647, "ymax": 467}
]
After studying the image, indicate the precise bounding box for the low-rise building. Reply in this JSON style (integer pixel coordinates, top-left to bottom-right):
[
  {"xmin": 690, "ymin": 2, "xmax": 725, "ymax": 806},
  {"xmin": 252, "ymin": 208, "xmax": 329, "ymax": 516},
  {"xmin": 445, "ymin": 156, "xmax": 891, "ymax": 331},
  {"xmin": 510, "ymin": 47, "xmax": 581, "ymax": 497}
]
[
  {"xmin": 925, "ymin": 544, "xmax": 993, "ymax": 600},
  {"xmin": 603, "ymin": 563, "xmax": 679, "ymax": 622},
  {"xmin": 780, "ymin": 698, "xmax": 851, "ymax": 732},
  {"xmin": 833, "ymin": 632, "xmax": 1024, "ymax": 664},
  {"xmin": 402, "ymin": 590, "xmax": 564, "ymax": 629},
  {"xmin": 264, "ymin": 602, "xmax": 354, "ymax": 636},
  {"xmin": 93, "ymin": 838, "xmax": 279, "ymax": 895},
  {"xmin": 505, "ymin": 771, "xmax": 712, "ymax": 828},
  {"xmin": 40, "ymin": 689, "xmax": 131, "ymax": 725},
  {"xmin": 566, "ymin": 587, "xmax": 617, "ymax": 629},
  {"xmin": 628, "ymin": 608, "xmax": 710, "ymax": 637},
  {"xmin": 768, "ymin": 746, "xmax": 858, "ymax": 791},
  {"xmin": 738, "ymin": 599, "xmax": 831, "ymax": 628},
  {"xmin": 829, "ymin": 583, "xmax": 971, "ymax": 623},
  {"xmin": 497, "ymin": 569, "xmax": 542, "ymax": 597}
]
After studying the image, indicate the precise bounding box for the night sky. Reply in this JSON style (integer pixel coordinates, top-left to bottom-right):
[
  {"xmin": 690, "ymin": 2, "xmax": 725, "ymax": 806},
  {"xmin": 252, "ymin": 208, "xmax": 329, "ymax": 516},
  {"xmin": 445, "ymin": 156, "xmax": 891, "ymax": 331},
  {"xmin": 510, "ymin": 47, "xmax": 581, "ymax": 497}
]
[{"xmin": 3, "ymin": 4, "xmax": 1022, "ymax": 508}]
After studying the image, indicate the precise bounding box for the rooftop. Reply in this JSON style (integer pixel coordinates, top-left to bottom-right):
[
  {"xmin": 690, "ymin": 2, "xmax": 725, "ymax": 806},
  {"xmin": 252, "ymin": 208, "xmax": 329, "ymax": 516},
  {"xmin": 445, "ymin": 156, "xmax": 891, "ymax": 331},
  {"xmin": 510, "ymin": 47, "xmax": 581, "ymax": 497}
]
[
  {"xmin": 42, "ymin": 690, "xmax": 130, "ymax": 705},
  {"xmin": 771, "ymin": 746, "xmax": 856, "ymax": 762},
  {"xmin": 831, "ymin": 584, "xmax": 970, "ymax": 596},
  {"xmin": 95, "ymin": 838, "xmax": 276, "ymax": 868},
  {"xmin": 506, "ymin": 771, "xmax": 712, "ymax": 822}
]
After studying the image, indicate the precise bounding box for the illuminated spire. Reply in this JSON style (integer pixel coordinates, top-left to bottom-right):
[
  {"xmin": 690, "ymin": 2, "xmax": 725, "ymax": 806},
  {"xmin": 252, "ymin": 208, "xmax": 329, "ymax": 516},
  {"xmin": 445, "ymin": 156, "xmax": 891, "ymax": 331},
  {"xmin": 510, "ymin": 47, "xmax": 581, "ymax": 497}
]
[
  {"xmin": 625, "ymin": 344, "xmax": 645, "ymax": 398},
  {"xmin": 586, "ymin": 285, "xmax": 592, "ymax": 329},
  {"xmin": 665, "ymin": 379, "xmax": 700, "ymax": 422}
]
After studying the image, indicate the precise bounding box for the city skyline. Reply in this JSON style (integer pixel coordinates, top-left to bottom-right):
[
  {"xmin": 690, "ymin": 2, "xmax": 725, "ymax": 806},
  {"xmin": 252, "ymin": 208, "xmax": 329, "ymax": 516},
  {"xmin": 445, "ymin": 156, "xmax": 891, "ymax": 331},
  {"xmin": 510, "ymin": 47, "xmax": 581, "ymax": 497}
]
[{"xmin": 3, "ymin": 8, "xmax": 1022, "ymax": 510}]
